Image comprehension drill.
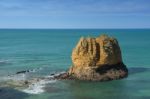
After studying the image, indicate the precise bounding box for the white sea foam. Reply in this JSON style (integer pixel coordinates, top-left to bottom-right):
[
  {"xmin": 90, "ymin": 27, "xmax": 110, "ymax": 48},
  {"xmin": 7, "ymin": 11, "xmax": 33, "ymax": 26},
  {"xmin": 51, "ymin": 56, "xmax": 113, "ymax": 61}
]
[
  {"xmin": 0, "ymin": 59, "xmax": 10, "ymax": 64},
  {"xmin": 1, "ymin": 70, "xmax": 64, "ymax": 94},
  {"xmin": 2, "ymin": 73, "xmax": 27, "ymax": 81},
  {"xmin": 29, "ymin": 67, "xmax": 43, "ymax": 73},
  {"xmin": 22, "ymin": 79, "xmax": 56, "ymax": 94},
  {"xmin": 45, "ymin": 71, "xmax": 66, "ymax": 79},
  {"xmin": 22, "ymin": 71, "xmax": 64, "ymax": 94},
  {"xmin": 2, "ymin": 67, "xmax": 44, "ymax": 81}
]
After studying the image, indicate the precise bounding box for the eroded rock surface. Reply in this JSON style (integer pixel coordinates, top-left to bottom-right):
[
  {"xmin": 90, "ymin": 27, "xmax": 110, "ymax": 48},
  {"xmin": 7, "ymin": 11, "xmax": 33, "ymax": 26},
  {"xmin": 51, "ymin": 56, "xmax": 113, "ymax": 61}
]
[{"xmin": 68, "ymin": 34, "xmax": 128, "ymax": 81}]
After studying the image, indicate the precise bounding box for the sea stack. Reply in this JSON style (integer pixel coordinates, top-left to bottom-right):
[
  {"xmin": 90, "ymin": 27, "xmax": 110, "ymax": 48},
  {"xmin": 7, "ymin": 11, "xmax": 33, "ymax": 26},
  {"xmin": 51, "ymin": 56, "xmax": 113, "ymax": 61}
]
[{"xmin": 68, "ymin": 34, "xmax": 128, "ymax": 81}]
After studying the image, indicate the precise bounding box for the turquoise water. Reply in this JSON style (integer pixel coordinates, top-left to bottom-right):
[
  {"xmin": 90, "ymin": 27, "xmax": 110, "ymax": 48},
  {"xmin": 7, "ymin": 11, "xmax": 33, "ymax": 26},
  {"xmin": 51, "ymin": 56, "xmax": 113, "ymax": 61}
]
[{"xmin": 0, "ymin": 29, "xmax": 150, "ymax": 99}]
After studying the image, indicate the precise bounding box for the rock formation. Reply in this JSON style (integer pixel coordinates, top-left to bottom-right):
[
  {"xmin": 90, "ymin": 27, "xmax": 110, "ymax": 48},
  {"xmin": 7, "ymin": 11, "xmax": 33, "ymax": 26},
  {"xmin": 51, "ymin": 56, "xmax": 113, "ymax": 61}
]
[
  {"xmin": 67, "ymin": 34, "xmax": 128, "ymax": 81},
  {"xmin": 1, "ymin": 35, "xmax": 128, "ymax": 91}
]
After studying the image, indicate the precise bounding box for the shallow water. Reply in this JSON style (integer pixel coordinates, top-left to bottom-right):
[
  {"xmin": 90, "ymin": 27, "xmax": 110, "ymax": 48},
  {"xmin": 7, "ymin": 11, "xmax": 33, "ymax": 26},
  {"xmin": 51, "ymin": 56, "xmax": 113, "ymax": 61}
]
[{"xmin": 0, "ymin": 29, "xmax": 150, "ymax": 99}]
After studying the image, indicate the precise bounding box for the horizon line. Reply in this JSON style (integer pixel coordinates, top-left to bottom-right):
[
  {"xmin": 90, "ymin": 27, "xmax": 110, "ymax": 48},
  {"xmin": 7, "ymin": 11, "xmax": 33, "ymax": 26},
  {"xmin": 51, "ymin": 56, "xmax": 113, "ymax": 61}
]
[{"xmin": 0, "ymin": 28, "xmax": 150, "ymax": 30}]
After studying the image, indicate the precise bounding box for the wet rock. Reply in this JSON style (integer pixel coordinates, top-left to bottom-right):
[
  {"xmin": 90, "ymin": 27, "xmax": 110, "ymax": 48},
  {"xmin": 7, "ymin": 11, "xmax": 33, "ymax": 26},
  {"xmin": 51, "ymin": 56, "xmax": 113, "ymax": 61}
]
[{"xmin": 16, "ymin": 70, "xmax": 29, "ymax": 74}]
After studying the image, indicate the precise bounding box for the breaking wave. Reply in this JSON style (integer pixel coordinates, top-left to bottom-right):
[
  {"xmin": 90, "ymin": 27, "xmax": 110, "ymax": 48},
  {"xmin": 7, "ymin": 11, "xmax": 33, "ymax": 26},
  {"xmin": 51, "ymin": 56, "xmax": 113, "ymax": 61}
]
[
  {"xmin": 0, "ymin": 69, "xmax": 66, "ymax": 94},
  {"xmin": 22, "ymin": 79, "xmax": 56, "ymax": 94}
]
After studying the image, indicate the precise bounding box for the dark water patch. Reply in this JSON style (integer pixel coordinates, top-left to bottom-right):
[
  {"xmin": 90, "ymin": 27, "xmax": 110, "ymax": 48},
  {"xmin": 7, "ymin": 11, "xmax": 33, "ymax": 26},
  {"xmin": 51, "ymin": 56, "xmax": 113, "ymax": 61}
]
[
  {"xmin": 44, "ymin": 86, "xmax": 63, "ymax": 93},
  {"xmin": 139, "ymin": 96, "xmax": 150, "ymax": 99},
  {"xmin": 129, "ymin": 67, "xmax": 150, "ymax": 75},
  {"xmin": 129, "ymin": 79, "xmax": 150, "ymax": 83},
  {"xmin": 73, "ymin": 96, "xmax": 96, "ymax": 99},
  {"xmin": 0, "ymin": 87, "xmax": 29, "ymax": 99}
]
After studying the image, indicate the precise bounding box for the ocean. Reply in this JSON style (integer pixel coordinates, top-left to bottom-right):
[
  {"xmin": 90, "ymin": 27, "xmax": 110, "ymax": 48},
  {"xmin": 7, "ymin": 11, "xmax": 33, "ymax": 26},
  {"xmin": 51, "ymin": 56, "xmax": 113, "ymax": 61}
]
[{"xmin": 0, "ymin": 29, "xmax": 150, "ymax": 99}]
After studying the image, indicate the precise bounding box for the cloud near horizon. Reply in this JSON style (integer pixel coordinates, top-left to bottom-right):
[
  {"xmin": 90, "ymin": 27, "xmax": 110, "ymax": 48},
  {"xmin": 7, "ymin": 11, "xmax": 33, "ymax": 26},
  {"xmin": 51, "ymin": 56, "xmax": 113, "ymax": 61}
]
[{"xmin": 0, "ymin": 0, "xmax": 150, "ymax": 16}]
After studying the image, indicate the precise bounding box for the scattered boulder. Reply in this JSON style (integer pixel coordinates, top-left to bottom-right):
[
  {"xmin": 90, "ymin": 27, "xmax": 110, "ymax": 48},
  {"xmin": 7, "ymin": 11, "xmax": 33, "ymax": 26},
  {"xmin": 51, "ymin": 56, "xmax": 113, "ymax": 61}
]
[{"xmin": 16, "ymin": 70, "xmax": 29, "ymax": 74}]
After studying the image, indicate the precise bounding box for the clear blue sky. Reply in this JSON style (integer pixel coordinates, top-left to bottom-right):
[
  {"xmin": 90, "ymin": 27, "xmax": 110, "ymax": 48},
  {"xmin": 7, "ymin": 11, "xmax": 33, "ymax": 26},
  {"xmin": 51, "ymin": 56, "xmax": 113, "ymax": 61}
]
[{"xmin": 0, "ymin": 0, "xmax": 150, "ymax": 29}]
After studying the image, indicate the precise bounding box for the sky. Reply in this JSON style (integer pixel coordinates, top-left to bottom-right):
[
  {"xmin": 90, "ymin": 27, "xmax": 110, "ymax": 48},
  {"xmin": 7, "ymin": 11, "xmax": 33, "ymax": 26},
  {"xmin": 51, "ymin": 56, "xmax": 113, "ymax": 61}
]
[{"xmin": 0, "ymin": 0, "xmax": 150, "ymax": 29}]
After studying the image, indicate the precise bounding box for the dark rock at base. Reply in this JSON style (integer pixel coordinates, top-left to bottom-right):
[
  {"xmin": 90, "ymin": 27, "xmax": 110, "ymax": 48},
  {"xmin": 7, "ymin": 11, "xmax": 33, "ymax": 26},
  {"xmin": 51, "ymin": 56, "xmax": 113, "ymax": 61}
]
[
  {"xmin": 16, "ymin": 71, "xmax": 26, "ymax": 74},
  {"xmin": 16, "ymin": 70, "xmax": 29, "ymax": 74},
  {"xmin": 50, "ymin": 73, "xmax": 55, "ymax": 76},
  {"xmin": 54, "ymin": 63, "xmax": 128, "ymax": 81},
  {"xmin": 69, "ymin": 63, "xmax": 128, "ymax": 81}
]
